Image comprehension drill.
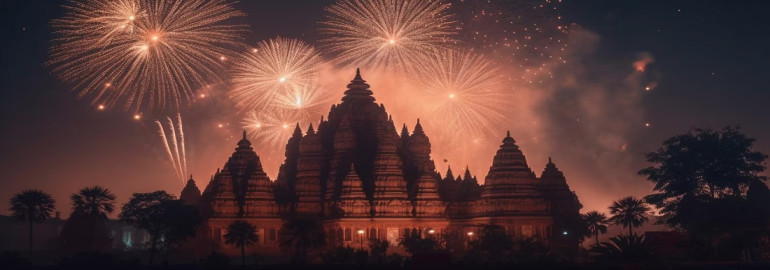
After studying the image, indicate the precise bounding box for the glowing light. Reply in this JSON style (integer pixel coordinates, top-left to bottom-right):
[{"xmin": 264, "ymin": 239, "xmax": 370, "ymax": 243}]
[
  {"xmin": 230, "ymin": 37, "xmax": 322, "ymax": 112},
  {"xmin": 199, "ymin": 93, "xmax": 206, "ymax": 98},
  {"xmin": 467, "ymin": 232, "xmax": 474, "ymax": 236},
  {"xmin": 219, "ymin": 56, "xmax": 226, "ymax": 61},
  {"xmin": 357, "ymin": 230, "xmax": 365, "ymax": 235},
  {"xmin": 428, "ymin": 229, "xmax": 435, "ymax": 234},
  {"xmin": 218, "ymin": 124, "xmax": 223, "ymax": 128},
  {"xmin": 104, "ymin": 82, "xmax": 111, "ymax": 87},
  {"xmin": 133, "ymin": 114, "xmax": 141, "ymax": 120},
  {"xmin": 562, "ymin": 231, "xmax": 568, "ymax": 235},
  {"xmin": 448, "ymin": 93, "xmax": 455, "ymax": 99},
  {"xmin": 320, "ymin": 0, "xmax": 458, "ymax": 72},
  {"xmin": 48, "ymin": 0, "xmax": 246, "ymax": 111},
  {"xmin": 97, "ymin": 104, "xmax": 105, "ymax": 110},
  {"xmin": 645, "ymin": 122, "xmax": 651, "ymax": 127}
]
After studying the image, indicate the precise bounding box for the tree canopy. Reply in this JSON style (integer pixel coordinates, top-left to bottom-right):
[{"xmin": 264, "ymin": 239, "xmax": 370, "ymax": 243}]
[{"xmin": 119, "ymin": 191, "xmax": 201, "ymax": 264}]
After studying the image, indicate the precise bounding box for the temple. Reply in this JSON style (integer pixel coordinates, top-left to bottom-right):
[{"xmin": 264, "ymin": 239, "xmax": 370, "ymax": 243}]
[{"xmin": 180, "ymin": 69, "xmax": 583, "ymax": 258}]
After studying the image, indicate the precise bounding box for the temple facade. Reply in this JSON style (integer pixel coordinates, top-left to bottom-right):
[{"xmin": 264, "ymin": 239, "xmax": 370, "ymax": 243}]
[{"xmin": 180, "ymin": 70, "xmax": 583, "ymax": 258}]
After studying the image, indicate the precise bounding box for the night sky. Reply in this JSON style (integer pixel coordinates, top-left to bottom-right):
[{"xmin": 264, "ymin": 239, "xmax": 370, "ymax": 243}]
[{"xmin": 1, "ymin": 0, "xmax": 768, "ymax": 218}]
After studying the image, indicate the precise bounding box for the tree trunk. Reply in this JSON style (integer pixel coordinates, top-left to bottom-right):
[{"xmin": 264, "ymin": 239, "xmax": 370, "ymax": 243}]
[
  {"xmin": 28, "ymin": 219, "xmax": 33, "ymax": 251},
  {"xmin": 149, "ymin": 236, "xmax": 158, "ymax": 264},
  {"xmin": 595, "ymin": 232, "xmax": 599, "ymax": 245},
  {"xmin": 241, "ymin": 244, "xmax": 246, "ymax": 265}
]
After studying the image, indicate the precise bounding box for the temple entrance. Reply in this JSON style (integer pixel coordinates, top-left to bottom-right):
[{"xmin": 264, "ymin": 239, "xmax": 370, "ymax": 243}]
[{"xmin": 387, "ymin": 228, "xmax": 399, "ymax": 245}]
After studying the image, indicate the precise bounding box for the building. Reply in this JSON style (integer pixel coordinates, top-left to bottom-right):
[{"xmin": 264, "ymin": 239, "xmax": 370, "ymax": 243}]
[{"xmin": 180, "ymin": 70, "xmax": 583, "ymax": 258}]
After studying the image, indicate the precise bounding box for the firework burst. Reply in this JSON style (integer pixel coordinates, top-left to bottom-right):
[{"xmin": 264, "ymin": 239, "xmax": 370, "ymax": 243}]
[
  {"xmin": 413, "ymin": 50, "xmax": 510, "ymax": 140},
  {"xmin": 230, "ymin": 37, "xmax": 324, "ymax": 112},
  {"xmin": 49, "ymin": 0, "xmax": 246, "ymax": 111},
  {"xmin": 319, "ymin": 0, "xmax": 459, "ymax": 72},
  {"xmin": 242, "ymin": 109, "xmax": 313, "ymax": 150}
]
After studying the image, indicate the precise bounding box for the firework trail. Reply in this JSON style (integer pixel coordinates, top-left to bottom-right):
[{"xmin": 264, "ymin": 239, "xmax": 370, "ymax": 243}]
[
  {"xmin": 155, "ymin": 115, "xmax": 187, "ymax": 183},
  {"xmin": 166, "ymin": 117, "xmax": 183, "ymax": 180},
  {"xmin": 155, "ymin": 120, "xmax": 182, "ymax": 181},
  {"xmin": 176, "ymin": 113, "xmax": 187, "ymax": 178},
  {"xmin": 49, "ymin": 0, "xmax": 246, "ymax": 111},
  {"xmin": 319, "ymin": 0, "xmax": 459, "ymax": 72},
  {"xmin": 231, "ymin": 37, "xmax": 323, "ymax": 112}
]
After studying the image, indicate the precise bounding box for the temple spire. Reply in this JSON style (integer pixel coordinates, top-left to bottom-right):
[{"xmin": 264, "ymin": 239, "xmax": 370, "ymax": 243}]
[
  {"xmin": 307, "ymin": 123, "xmax": 315, "ymax": 135},
  {"xmin": 342, "ymin": 69, "xmax": 375, "ymax": 102},
  {"xmin": 413, "ymin": 119, "xmax": 424, "ymax": 135}
]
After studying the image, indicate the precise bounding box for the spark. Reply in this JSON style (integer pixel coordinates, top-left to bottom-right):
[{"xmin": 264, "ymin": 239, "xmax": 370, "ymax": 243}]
[
  {"xmin": 320, "ymin": 0, "xmax": 458, "ymax": 72},
  {"xmin": 230, "ymin": 37, "xmax": 322, "ymax": 112},
  {"xmin": 48, "ymin": 0, "xmax": 246, "ymax": 111}
]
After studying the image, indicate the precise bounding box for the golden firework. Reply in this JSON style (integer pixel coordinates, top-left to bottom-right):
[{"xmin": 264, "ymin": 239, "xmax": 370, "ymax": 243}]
[
  {"xmin": 49, "ymin": 0, "xmax": 246, "ymax": 111},
  {"xmin": 230, "ymin": 37, "xmax": 324, "ymax": 112},
  {"xmin": 320, "ymin": 0, "xmax": 459, "ymax": 72}
]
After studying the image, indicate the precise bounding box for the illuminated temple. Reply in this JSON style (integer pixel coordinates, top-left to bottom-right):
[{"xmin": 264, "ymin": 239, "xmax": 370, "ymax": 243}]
[{"xmin": 180, "ymin": 70, "xmax": 583, "ymax": 258}]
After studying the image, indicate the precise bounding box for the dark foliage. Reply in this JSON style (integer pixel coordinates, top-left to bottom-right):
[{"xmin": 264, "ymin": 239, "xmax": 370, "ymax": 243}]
[
  {"xmin": 583, "ymin": 211, "xmax": 609, "ymax": 245},
  {"xmin": 224, "ymin": 220, "xmax": 259, "ymax": 265},
  {"xmin": 281, "ymin": 218, "xmax": 326, "ymax": 264},
  {"xmin": 590, "ymin": 234, "xmax": 655, "ymax": 263},
  {"xmin": 608, "ymin": 196, "xmax": 650, "ymax": 235},
  {"xmin": 9, "ymin": 189, "xmax": 56, "ymax": 251},
  {"xmin": 639, "ymin": 127, "xmax": 770, "ymax": 260},
  {"xmin": 119, "ymin": 191, "xmax": 201, "ymax": 264},
  {"xmin": 399, "ymin": 230, "xmax": 445, "ymax": 255}
]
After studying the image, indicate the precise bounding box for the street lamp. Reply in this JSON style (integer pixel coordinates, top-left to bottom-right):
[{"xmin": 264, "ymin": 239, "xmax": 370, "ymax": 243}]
[{"xmin": 357, "ymin": 229, "xmax": 365, "ymax": 249}]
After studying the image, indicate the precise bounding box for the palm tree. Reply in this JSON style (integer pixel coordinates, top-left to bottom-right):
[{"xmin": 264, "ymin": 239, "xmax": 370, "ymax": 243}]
[
  {"xmin": 583, "ymin": 211, "xmax": 610, "ymax": 245},
  {"xmin": 590, "ymin": 234, "xmax": 655, "ymax": 262},
  {"xmin": 281, "ymin": 218, "xmax": 326, "ymax": 264},
  {"xmin": 224, "ymin": 220, "xmax": 259, "ymax": 265},
  {"xmin": 9, "ymin": 189, "xmax": 56, "ymax": 251},
  {"xmin": 609, "ymin": 196, "xmax": 651, "ymax": 235},
  {"xmin": 71, "ymin": 186, "xmax": 115, "ymax": 218}
]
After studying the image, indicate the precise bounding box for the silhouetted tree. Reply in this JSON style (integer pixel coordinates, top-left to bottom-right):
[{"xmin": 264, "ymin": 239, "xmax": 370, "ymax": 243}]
[
  {"xmin": 224, "ymin": 220, "xmax": 259, "ymax": 265},
  {"xmin": 583, "ymin": 211, "xmax": 610, "ymax": 245},
  {"xmin": 9, "ymin": 189, "xmax": 56, "ymax": 251},
  {"xmin": 368, "ymin": 239, "xmax": 390, "ymax": 263},
  {"xmin": 609, "ymin": 196, "xmax": 650, "ymax": 235},
  {"xmin": 71, "ymin": 186, "xmax": 115, "ymax": 218},
  {"xmin": 399, "ymin": 230, "xmax": 444, "ymax": 256},
  {"xmin": 281, "ymin": 218, "xmax": 326, "ymax": 264},
  {"xmin": 119, "ymin": 191, "xmax": 201, "ymax": 264},
  {"xmin": 465, "ymin": 225, "xmax": 514, "ymax": 264},
  {"xmin": 60, "ymin": 186, "xmax": 116, "ymax": 252},
  {"xmin": 639, "ymin": 127, "xmax": 769, "ymax": 260},
  {"xmin": 590, "ymin": 234, "xmax": 655, "ymax": 263}
]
